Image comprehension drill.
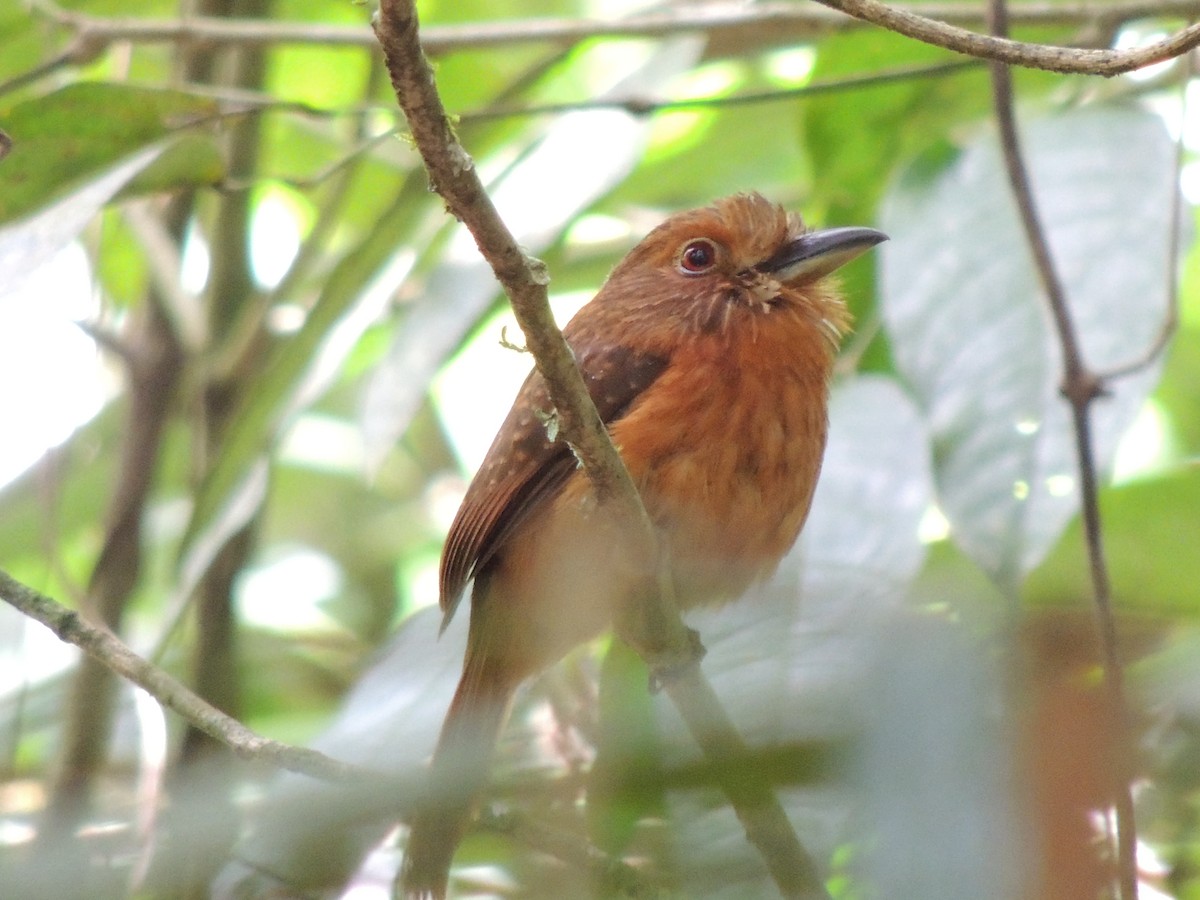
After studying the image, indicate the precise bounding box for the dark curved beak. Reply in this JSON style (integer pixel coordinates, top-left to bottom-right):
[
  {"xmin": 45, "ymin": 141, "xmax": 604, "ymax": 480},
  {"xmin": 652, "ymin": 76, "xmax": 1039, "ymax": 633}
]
[{"xmin": 757, "ymin": 226, "xmax": 888, "ymax": 284}]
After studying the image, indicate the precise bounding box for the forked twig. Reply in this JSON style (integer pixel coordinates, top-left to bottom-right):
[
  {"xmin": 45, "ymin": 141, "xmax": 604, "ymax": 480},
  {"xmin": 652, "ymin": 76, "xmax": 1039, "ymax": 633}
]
[{"xmin": 984, "ymin": 2, "xmax": 1158, "ymax": 897}]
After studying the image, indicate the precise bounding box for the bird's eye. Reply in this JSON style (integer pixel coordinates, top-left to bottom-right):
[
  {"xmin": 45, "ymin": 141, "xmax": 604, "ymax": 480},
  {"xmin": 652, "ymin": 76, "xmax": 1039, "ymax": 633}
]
[{"xmin": 677, "ymin": 239, "xmax": 718, "ymax": 275}]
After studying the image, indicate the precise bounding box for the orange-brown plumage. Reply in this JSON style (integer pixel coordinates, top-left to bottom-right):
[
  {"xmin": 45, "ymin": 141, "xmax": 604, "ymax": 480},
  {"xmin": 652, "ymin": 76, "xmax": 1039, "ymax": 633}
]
[{"xmin": 401, "ymin": 193, "xmax": 884, "ymax": 899}]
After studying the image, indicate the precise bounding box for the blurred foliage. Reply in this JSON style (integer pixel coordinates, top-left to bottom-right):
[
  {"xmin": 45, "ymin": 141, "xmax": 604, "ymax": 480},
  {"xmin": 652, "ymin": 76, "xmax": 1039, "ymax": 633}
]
[{"xmin": 0, "ymin": 1, "xmax": 1199, "ymax": 899}]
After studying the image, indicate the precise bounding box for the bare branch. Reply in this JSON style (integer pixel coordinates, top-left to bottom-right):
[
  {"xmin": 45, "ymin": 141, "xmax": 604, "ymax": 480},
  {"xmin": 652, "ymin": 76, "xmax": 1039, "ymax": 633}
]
[
  {"xmin": 0, "ymin": 568, "xmax": 364, "ymax": 784},
  {"xmin": 985, "ymin": 2, "xmax": 1138, "ymax": 897},
  {"xmin": 817, "ymin": 0, "xmax": 1200, "ymax": 74},
  {"xmin": 81, "ymin": 57, "xmax": 980, "ymax": 136}
]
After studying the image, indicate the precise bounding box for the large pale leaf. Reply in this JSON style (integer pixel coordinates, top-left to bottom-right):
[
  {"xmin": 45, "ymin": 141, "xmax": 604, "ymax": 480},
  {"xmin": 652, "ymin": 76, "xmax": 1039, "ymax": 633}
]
[
  {"xmin": 658, "ymin": 376, "xmax": 935, "ymax": 896},
  {"xmin": 657, "ymin": 382, "xmax": 1021, "ymax": 899},
  {"xmin": 853, "ymin": 610, "xmax": 1022, "ymax": 900},
  {"xmin": 880, "ymin": 103, "xmax": 1177, "ymax": 590},
  {"xmin": 672, "ymin": 376, "xmax": 934, "ymax": 741}
]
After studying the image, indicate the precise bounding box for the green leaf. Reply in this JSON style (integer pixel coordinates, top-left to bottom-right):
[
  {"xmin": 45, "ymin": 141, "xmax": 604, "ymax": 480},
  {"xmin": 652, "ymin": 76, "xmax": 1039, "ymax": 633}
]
[
  {"xmin": 1156, "ymin": 240, "xmax": 1200, "ymax": 452},
  {"xmin": 0, "ymin": 82, "xmax": 219, "ymax": 223},
  {"xmin": 1026, "ymin": 467, "xmax": 1200, "ymax": 617},
  {"xmin": 880, "ymin": 103, "xmax": 1179, "ymax": 591},
  {"xmin": 804, "ymin": 33, "xmax": 993, "ymax": 228},
  {"xmin": 0, "ymin": 5, "xmax": 51, "ymax": 86},
  {"xmin": 119, "ymin": 132, "xmax": 224, "ymax": 198}
]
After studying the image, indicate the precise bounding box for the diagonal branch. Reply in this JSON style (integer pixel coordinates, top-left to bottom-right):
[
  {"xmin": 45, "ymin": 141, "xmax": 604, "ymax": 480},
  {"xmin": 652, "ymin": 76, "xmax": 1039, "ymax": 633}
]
[
  {"xmin": 0, "ymin": 569, "xmax": 363, "ymax": 784},
  {"xmin": 372, "ymin": 2, "xmax": 830, "ymax": 897}
]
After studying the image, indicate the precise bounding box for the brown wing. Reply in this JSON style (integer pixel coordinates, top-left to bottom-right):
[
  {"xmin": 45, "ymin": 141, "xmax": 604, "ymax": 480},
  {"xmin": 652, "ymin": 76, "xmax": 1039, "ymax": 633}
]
[{"xmin": 439, "ymin": 342, "xmax": 669, "ymax": 627}]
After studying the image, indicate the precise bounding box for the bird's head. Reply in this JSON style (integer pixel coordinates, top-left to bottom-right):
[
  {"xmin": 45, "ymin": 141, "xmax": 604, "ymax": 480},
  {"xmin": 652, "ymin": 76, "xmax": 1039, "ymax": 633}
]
[{"xmin": 590, "ymin": 192, "xmax": 886, "ymax": 350}]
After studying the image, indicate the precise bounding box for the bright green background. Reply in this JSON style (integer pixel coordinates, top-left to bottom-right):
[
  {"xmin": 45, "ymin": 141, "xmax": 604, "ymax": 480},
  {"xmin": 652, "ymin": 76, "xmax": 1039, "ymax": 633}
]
[{"xmin": 1, "ymin": 2, "xmax": 1198, "ymax": 898}]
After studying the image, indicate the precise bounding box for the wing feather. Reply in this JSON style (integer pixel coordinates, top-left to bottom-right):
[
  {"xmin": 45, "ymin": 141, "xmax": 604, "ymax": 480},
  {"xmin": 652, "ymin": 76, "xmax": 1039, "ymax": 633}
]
[{"xmin": 439, "ymin": 342, "xmax": 669, "ymax": 626}]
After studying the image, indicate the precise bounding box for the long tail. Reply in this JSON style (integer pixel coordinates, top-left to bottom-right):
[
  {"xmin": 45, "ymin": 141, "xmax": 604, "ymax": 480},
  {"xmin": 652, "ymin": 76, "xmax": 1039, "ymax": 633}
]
[{"xmin": 399, "ymin": 648, "xmax": 518, "ymax": 900}]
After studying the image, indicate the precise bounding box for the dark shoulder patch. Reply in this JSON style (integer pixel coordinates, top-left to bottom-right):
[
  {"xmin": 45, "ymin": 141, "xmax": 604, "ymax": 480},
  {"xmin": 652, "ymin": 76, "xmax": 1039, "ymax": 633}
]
[{"xmin": 578, "ymin": 343, "xmax": 670, "ymax": 422}]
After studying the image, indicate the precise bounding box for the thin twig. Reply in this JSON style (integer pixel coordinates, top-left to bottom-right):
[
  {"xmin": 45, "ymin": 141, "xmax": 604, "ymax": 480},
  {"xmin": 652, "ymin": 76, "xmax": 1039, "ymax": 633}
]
[
  {"xmin": 0, "ymin": 46, "xmax": 80, "ymax": 98},
  {"xmin": 0, "ymin": 569, "xmax": 364, "ymax": 784},
  {"xmin": 985, "ymin": 2, "xmax": 1138, "ymax": 898},
  {"xmin": 1097, "ymin": 82, "xmax": 1187, "ymax": 380},
  {"xmin": 372, "ymin": 2, "xmax": 830, "ymax": 897},
  {"xmin": 817, "ymin": 0, "xmax": 1200, "ymax": 75},
  {"xmin": 76, "ymin": 57, "xmax": 981, "ymax": 145},
  {"xmin": 0, "ymin": 568, "xmax": 515, "ymax": 837},
  {"xmin": 462, "ymin": 59, "xmax": 982, "ymax": 122}
]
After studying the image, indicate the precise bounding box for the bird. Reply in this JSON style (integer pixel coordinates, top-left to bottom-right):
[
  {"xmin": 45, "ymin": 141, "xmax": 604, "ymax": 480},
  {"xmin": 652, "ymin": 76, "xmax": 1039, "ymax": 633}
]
[{"xmin": 399, "ymin": 192, "xmax": 886, "ymax": 898}]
